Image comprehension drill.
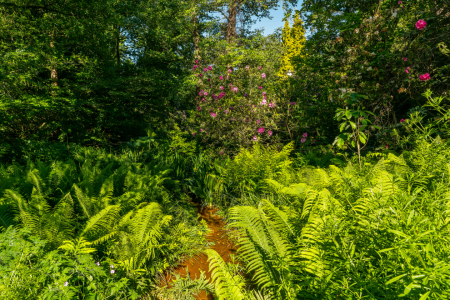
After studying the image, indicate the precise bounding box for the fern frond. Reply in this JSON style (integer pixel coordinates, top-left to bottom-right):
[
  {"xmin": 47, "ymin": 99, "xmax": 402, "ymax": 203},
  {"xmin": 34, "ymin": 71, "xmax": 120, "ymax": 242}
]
[{"xmin": 81, "ymin": 205, "xmax": 121, "ymax": 238}]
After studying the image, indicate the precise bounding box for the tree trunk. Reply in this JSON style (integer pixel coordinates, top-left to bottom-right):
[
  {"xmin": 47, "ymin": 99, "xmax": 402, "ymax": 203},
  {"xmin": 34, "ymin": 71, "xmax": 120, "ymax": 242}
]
[
  {"xmin": 226, "ymin": 3, "xmax": 238, "ymax": 43},
  {"xmin": 192, "ymin": 9, "xmax": 202, "ymax": 106},
  {"xmin": 50, "ymin": 41, "xmax": 58, "ymax": 90},
  {"xmin": 115, "ymin": 25, "xmax": 121, "ymax": 66}
]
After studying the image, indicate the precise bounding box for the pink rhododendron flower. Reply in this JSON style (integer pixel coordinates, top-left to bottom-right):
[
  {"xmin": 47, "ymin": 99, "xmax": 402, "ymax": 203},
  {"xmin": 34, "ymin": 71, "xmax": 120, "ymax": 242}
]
[
  {"xmin": 303, "ymin": 132, "xmax": 308, "ymax": 137},
  {"xmin": 208, "ymin": 66, "xmax": 212, "ymax": 70},
  {"xmin": 268, "ymin": 130, "xmax": 273, "ymax": 137},
  {"xmin": 224, "ymin": 109, "xmax": 229, "ymax": 114},
  {"xmin": 111, "ymin": 270, "xmax": 115, "ymax": 274},
  {"xmin": 407, "ymin": 66, "xmax": 410, "ymax": 70},
  {"xmin": 290, "ymin": 102, "xmax": 296, "ymax": 105},
  {"xmin": 204, "ymin": 91, "xmax": 208, "ymax": 96},
  {"xmin": 405, "ymin": 69, "xmax": 409, "ymax": 73},
  {"xmin": 419, "ymin": 73, "xmax": 430, "ymax": 81},
  {"xmin": 400, "ymin": 119, "xmax": 405, "ymax": 122},
  {"xmin": 398, "ymin": 1, "xmax": 402, "ymax": 3},
  {"xmin": 258, "ymin": 66, "xmax": 262, "ymax": 69},
  {"xmin": 262, "ymin": 91, "xmax": 266, "ymax": 95},
  {"xmin": 415, "ymin": 19, "xmax": 427, "ymax": 30},
  {"xmin": 199, "ymin": 91, "xmax": 203, "ymax": 96},
  {"xmin": 244, "ymin": 118, "xmax": 247, "ymax": 122},
  {"xmin": 204, "ymin": 68, "xmax": 207, "ymax": 72},
  {"xmin": 403, "ymin": 57, "xmax": 407, "ymax": 61},
  {"xmin": 253, "ymin": 136, "xmax": 258, "ymax": 141},
  {"xmin": 227, "ymin": 75, "xmax": 229, "ymax": 79},
  {"xmin": 301, "ymin": 138, "xmax": 306, "ymax": 143},
  {"xmin": 197, "ymin": 106, "xmax": 201, "ymax": 111},
  {"xmin": 193, "ymin": 132, "xmax": 196, "ymax": 136},
  {"xmin": 210, "ymin": 112, "xmax": 216, "ymax": 117},
  {"xmin": 193, "ymin": 65, "xmax": 197, "ymax": 69},
  {"xmin": 259, "ymin": 86, "xmax": 262, "ymax": 90},
  {"xmin": 261, "ymin": 99, "xmax": 267, "ymax": 105},
  {"xmin": 207, "ymin": 78, "xmax": 210, "ymax": 81},
  {"xmin": 195, "ymin": 60, "xmax": 198, "ymax": 63},
  {"xmin": 200, "ymin": 128, "xmax": 204, "ymax": 132},
  {"xmin": 269, "ymin": 102, "xmax": 274, "ymax": 108},
  {"xmin": 258, "ymin": 127, "xmax": 265, "ymax": 134},
  {"xmin": 261, "ymin": 73, "xmax": 266, "ymax": 78},
  {"xmin": 245, "ymin": 65, "xmax": 249, "ymax": 70},
  {"xmin": 385, "ymin": 145, "xmax": 389, "ymax": 149},
  {"xmin": 220, "ymin": 86, "xmax": 224, "ymax": 90},
  {"xmin": 229, "ymin": 106, "xmax": 234, "ymax": 110},
  {"xmin": 195, "ymin": 73, "xmax": 197, "ymax": 76},
  {"xmin": 257, "ymin": 119, "xmax": 260, "ymax": 124},
  {"xmin": 199, "ymin": 73, "xmax": 203, "ymax": 78},
  {"xmin": 219, "ymin": 76, "xmax": 224, "ymax": 80},
  {"xmin": 219, "ymin": 150, "xmax": 224, "ymax": 155},
  {"xmin": 228, "ymin": 69, "xmax": 233, "ymax": 73},
  {"xmin": 233, "ymin": 87, "xmax": 238, "ymax": 92},
  {"xmin": 202, "ymin": 98, "xmax": 205, "ymax": 102}
]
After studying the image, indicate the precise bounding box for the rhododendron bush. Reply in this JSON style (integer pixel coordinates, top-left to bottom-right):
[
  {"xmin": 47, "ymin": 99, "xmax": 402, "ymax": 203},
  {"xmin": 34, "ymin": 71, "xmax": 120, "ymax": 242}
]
[
  {"xmin": 189, "ymin": 62, "xmax": 287, "ymax": 151},
  {"xmin": 284, "ymin": 0, "xmax": 450, "ymax": 148}
]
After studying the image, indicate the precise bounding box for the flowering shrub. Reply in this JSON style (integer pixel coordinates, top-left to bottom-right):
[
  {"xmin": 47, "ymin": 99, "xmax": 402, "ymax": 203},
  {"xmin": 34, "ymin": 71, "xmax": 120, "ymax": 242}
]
[{"xmin": 189, "ymin": 62, "xmax": 285, "ymax": 151}]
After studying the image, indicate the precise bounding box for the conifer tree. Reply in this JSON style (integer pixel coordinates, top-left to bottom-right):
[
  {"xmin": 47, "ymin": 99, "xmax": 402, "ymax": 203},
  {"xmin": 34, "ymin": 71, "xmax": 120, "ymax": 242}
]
[{"xmin": 278, "ymin": 12, "xmax": 306, "ymax": 78}]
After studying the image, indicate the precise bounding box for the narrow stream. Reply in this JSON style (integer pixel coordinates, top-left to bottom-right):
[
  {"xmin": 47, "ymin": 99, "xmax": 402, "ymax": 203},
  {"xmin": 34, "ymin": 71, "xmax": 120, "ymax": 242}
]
[{"xmin": 165, "ymin": 203, "xmax": 237, "ymax": 300}]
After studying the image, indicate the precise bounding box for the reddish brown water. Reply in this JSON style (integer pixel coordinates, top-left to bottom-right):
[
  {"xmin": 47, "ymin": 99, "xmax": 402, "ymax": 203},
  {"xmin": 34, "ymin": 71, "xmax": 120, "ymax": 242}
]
[{"xmin": 164, "ymin": 203, "xmax": 237, "ymax": 300}]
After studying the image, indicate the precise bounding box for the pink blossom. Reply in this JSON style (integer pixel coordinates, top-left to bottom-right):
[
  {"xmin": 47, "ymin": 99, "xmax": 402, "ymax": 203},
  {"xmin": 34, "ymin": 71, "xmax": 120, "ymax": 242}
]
[
  {"xmin": 219, "ymin": 150, "xmax": 224, "ymax": 155},
  {"xmin": 220, "ymin": 76, "xmax": 224, "ymax": 80},
  {"xmin": 228, "ymin": 69, "xmax": 233, "ymax": 73},
  {"xmin": 403, "ymin": 57, "xmax": 407, "ymax": 61},
  {"xmin": 195, "ymin": 60, "xmax": 198, "ymax": 63},
  {"xmin": 244, "ymin": 93, "xmax": 249, "ymax": 97},
  {"xmin": 261, "ymin": 73, "xmax": 266, "ymax": 78},
  {"xmin": 400, "ymin": 119, "xmax": 405, "ymax": 122},
  {"xmin": 204, "ymin": 91, "xmax": 208, "ymax": 96},
  {"xmin": 202, "ymin": 98, "xmax": 205, "ymax": 102},
  {"xmin": 233, "ymin": 87, "xmax": 238, "ymax": 92},
  {"xmin": 415, "ymin": 19, "xmax": 427, "ymax": 30},
  {"xmin": 224, "ymin": 109, "xmax": 229, "ymax": 114},
  {"xmin": 204, "ymin": 68, "xmax": 207, "ymax": 72},
  {"xmin": 111, "ymin": 270, "xmax": 115, "ymax": 274},
  {"xmin": 208, "ymin": 66, "xmax": 212, "ymax": 70},
  {"xmin": 258, "ymin": 66, "xmax": 262, "ymax": 69},
  {"xmin": 195, "ymin": 74, "xmax": 197, "ymax": 76},
  {"xmin": 290, "ymin": 102, "xmax": 296, "ymax": 106},
  {"xmin": 245, "ymin": 65, "xmax": 249, "ymax": 70},
  {"xmin": 303, "ymin": 132, "xmax": 308, "ymax": 137},
  {"xmin": 193, "ymin": 132, "xmax": 196, "ymax": 136},
  {"xmin": 269, "ymin": 102, "xmax": 274, "ymax": 108},
  {"xmin": 301, "ymin": 138, "xmax": 306, "ymax": 143},
  {"xmin": 261, "ymin": 99, "xmax": 267, "ymax": 105},
  {"xmin": 398, "ymin": 1, "xmax": 402, "ymax": 3},
  {"xmin": 199, "ymin": 73, "xmax": 203, "ymax": 78},
  {"xmin": 262, "ymin": 91, "xmax": 266, "ymax": 95},
  {"xmin": 199, "ymin": 91, "xmax": 203, "ymax": 96},
  {"xmin": 385, "ymin": 145, "xmax": 389, "ymax": 149},
  {"xmin": 419, "ymin": 73, "xmax": 430, "ymax": 81},
  {"xmin": 197, "ymin": 106, "xmax": 201, "ymax": 111},
  {"xmin": 193, "ymin": 65, "xmax": 198, "ymax": 69},
  {"xmin": 96, "ymin": 262, "xmax": 100, "ymax": 266},
  {"xmin": 263, "ymin": 95, "xmax": 267, "ymax": 100},
  {"xmin": 405, "ymin": 69, "xmax": 409, "ymax": 73},
  {"xmin": 227, "ymin": 75, "xmax": 229, "ymax": 79},
  {"xmin": 220, "ymin": 86, "xmax": 224, "ymax": 90},
  {"xmin": 207, "ymin": 78, "xmax": 210, "ymax": 81},
  {"xmin": 64, "ymin": 282, "xmax": 68, "ymax": 287},
  {"xmin": 409, "ymin": 76, "xmax": 412, "ymax": 79},
  {"xmin": 252, "ymin": 136, "xmax": 258, "ymax": 141},
  {"xmin": 268, "ymin": 130, "xmax": 273, "ymax": 137},
  {"xmin": 257, "ymin": 127, "xmax": 265, "ymax": 134},
  {"xmin": 244, "ymin": 118, "xmax": 247, "ymax": 122},
  {"xmin": 210, "ymin": 112, "xmax": 216, "ymax": 117},
  {"xmin": 229, "ymin": 106, "xmax": 234, "ymax": 110},
  {"xmin": 407, "ymin": 66, "xmax": 410, "ymax": 70},
  {"xmin": 200, "ymin": 128, "xmax": 204, "ymax": 132},
  {"xmin": 259, "ymin": 86, "xmax": 262, "ymax": 90},
  {"xmin": 229, "ymin": 83, "xmax": 232, "ymax": 86},
  {"xmin": 257, "ymin": 119, "xmax": 260, "ymax": 124}
]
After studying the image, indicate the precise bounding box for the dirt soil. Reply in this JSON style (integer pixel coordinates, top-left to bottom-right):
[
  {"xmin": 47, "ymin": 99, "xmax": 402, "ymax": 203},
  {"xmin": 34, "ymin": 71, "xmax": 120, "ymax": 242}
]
[{"xmin": 164, "ymin": 203, "xmax": 237, "ymax": 300}]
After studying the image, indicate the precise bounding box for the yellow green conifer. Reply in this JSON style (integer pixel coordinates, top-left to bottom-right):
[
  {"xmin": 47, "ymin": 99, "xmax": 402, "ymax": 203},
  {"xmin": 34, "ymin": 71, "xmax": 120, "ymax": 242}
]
[{"xmin": 278, "ymin": 12, "xmax": 306, "ymax": 78}]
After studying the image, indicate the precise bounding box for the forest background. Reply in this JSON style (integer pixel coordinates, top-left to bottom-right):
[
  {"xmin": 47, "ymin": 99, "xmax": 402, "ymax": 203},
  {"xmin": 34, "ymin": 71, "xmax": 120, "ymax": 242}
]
[{"xmin": 1, "ymin": 0, "xmax": 450, "ymax": 299}]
